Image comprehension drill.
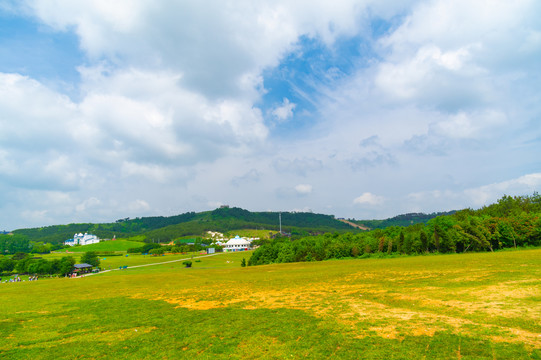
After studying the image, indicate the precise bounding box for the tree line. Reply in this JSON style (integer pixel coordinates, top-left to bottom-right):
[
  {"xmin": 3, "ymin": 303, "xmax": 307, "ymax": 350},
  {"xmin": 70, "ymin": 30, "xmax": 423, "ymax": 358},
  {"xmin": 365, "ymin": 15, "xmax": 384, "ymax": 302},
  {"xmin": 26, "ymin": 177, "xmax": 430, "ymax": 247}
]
[
  {"xmin": 249, "ymin": 194, "xmax": 541, "ymax": 266},
  {"xmin": 0, "ymin": 251, "xmax": 100, "ymax": 276}
]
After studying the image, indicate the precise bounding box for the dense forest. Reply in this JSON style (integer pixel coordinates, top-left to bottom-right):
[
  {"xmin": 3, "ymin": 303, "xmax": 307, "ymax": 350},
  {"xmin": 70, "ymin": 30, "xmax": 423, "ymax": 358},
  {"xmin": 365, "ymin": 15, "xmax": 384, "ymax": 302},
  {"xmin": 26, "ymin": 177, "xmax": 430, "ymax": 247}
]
[
  {"xmin": 353, "ymin": 211, "xmax": 456, "ymax": 229},
  {"xmin": 248, "ymin": 194, "xmax": 541, "ymax": 266},
  {"xmin": 10, "ymin": 208, "xmax": 355, "ymax": 246}
]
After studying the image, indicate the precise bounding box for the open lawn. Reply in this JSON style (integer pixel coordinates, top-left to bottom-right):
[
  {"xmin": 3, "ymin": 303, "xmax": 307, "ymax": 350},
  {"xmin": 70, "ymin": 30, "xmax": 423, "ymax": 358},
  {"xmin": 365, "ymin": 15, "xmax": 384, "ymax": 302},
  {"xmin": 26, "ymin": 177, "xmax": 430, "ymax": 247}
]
[
  {"xmin": 0, "ymin": 249, "xmax": 539, "ymax": 359},
  {"xmin": 45, "ymin": 250, "xmax": 216, "ymax": 269},
  {"xmin": 61, "ymin": 239, "xmax": 145, "ymax": 253}
]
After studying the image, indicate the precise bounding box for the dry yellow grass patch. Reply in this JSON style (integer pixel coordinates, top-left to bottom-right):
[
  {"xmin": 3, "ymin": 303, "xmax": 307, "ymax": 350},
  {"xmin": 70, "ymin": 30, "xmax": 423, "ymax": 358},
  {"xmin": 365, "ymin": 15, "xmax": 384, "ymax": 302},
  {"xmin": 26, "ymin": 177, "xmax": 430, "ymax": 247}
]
[{"xmin": 129, "ymin": 274, "xmax": 541, "ymax": 349}]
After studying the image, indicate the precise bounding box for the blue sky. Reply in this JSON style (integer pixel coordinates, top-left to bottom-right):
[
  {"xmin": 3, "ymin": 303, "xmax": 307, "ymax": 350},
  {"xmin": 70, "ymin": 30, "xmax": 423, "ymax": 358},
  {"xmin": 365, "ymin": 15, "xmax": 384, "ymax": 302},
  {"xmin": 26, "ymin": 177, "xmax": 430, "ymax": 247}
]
[
  {"xmin": 0, "ymin": 1, "xmax": 540, "ymax": 230},
  {"xmin": 0, "ymin": 10, "xmax": 82, "ymax": 92}
]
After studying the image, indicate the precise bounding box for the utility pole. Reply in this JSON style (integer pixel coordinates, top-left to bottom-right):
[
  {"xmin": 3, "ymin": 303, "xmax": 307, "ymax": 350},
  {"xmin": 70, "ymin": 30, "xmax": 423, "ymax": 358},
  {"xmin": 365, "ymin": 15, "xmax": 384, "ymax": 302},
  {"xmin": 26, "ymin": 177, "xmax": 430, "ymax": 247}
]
[{"xmin": 279, "ymin": 212, "xmax": 282, "ymax": 234}]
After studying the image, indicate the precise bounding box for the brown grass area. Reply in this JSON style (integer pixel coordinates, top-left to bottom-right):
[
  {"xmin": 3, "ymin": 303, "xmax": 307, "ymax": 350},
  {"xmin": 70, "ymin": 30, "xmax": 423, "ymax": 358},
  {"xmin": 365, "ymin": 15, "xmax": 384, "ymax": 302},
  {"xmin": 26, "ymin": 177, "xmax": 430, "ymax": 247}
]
[
  {"xmin": 124, "ymin": 251, "xmax": 541, "ymax": 350},
  {"xmin": 130, "ymin": 277, "xmax": 541, "ymax": 348}
]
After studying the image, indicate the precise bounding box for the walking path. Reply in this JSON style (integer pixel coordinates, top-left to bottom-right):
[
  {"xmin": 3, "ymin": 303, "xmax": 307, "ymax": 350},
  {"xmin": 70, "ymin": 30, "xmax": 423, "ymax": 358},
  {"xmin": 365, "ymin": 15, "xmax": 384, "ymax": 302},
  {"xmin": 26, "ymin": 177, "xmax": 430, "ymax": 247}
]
[{"xmin": 81, "ymin": 252, "xmax": 222, "ymax": 277}]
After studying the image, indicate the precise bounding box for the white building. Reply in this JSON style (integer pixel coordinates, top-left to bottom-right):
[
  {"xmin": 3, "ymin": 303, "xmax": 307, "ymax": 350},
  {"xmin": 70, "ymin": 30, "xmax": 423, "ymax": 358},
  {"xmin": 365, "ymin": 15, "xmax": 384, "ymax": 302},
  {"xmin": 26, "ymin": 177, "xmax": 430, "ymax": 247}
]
[
  {"xmin": 65, "ymin": 233, "xmax": 100, "ymax": 246},
  {"xmin": 223, "ymin": 235, "xmax": 251, "ymax": 252}
]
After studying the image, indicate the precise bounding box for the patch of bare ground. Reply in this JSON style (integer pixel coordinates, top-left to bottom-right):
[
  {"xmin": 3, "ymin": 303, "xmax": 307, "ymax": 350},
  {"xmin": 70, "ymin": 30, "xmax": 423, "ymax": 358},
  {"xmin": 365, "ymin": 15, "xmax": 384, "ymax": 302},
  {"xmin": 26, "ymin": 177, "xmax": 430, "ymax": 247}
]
[
  {"xmin": 130, "ymin": 277, "xmax": 540, "ymax": 348},
  {"xmin": 346, "ymin": 297, "xmax": 541, "ymax": 348}
]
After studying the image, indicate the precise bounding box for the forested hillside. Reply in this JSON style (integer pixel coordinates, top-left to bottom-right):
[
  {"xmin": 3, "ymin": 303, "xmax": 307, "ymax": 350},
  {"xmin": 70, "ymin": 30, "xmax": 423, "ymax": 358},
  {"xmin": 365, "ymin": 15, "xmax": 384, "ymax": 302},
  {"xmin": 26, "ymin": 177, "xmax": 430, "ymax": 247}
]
[
  {"xmin": 353, "ymin": 211, "xmax": 456, "ymax": 229},
  {"xmin": 249, "ymin": 194, "xmax": 541, "ymax": 265},
  {"xmin": 11, "ymin": 207, "xmax": 354, "ymax": 245}
]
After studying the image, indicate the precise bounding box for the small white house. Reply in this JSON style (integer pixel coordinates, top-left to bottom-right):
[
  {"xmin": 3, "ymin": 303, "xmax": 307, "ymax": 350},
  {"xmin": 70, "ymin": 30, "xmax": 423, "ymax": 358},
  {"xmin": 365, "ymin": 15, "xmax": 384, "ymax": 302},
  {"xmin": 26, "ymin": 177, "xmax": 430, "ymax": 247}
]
[
  {"xmin": 223, "ymin": 235, "xmax": 251, "ymax": 252},
  {"xmin": 65, "ymin": 233, "xmax": 100, "ymax": 246}
]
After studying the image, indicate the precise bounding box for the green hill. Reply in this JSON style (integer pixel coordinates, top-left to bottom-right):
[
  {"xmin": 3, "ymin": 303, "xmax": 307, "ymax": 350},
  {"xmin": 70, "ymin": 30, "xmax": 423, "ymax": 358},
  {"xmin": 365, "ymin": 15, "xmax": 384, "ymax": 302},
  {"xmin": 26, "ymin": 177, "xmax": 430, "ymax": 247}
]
[
  {"xmin": 353, "ymin": 211, "xmax": 456, "ymax": 229},
  {"xmin": 12, "ymin": 207, "xmax": 355, "ymax": 244}
]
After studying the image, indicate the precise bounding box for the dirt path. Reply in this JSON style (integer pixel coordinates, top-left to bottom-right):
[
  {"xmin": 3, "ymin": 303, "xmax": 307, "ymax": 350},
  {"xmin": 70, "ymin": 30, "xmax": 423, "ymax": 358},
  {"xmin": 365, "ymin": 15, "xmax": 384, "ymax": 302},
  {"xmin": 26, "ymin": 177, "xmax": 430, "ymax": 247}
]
[{"xmin": 339, "ymin": 219, "xmax": 370, "ymax": 230}]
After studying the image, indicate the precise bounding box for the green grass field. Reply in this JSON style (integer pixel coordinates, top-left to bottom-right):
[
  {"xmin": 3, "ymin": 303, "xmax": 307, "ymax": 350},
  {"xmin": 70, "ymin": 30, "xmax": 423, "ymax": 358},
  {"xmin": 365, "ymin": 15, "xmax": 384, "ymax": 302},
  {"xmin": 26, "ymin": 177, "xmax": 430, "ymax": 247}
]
[
  {"xmin": 61, "ymin": 239, "xmax": 144, "ymax": 253},
  {"xmin": 1, "ymin": 249, "xmax": 539, "ymax": 359}
]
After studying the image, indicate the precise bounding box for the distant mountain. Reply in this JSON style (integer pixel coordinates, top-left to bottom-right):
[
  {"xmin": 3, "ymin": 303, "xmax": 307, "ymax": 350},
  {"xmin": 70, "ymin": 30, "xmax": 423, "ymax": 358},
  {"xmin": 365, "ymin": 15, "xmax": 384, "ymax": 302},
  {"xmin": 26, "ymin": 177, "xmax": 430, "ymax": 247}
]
[
  {"xmin": 12, "ymin": 207, "xmax": 357, "ymax": 244},
  {"xmin": 352, "ymin": 211, "xmax": 456, "ymax": 230}
]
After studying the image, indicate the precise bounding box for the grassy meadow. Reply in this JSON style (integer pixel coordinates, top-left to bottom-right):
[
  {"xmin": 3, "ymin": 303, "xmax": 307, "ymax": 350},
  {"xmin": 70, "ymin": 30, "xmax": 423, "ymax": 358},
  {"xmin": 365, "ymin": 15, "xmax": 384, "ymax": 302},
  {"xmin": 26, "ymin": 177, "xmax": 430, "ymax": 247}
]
[
  {"xmin": 60, "ymin": 239, "xmax": 144, "ymax": 253},
  {"xmin": 0, "ymin": 249, "xmax": 540, "ymax": 359}
]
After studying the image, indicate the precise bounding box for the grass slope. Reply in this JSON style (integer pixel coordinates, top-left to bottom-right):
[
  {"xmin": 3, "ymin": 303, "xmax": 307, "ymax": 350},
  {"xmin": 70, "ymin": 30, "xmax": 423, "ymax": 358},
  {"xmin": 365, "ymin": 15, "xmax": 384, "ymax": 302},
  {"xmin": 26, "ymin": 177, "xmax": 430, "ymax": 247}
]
[
  {"xmin": 63, "ymin": 240, "xmax": 144, "ymax": 253},
  {"xmin": 1, "ymin": 250, "xmax": 539, "ymax": 359}
]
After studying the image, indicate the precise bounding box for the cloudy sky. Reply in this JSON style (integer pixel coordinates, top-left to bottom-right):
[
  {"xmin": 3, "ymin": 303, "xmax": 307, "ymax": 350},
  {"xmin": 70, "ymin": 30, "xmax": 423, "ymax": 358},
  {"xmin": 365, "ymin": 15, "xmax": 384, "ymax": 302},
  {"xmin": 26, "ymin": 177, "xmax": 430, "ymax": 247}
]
[{"xmin": 1, "ymin": 0, "xmax": 540, "ymax": 230}]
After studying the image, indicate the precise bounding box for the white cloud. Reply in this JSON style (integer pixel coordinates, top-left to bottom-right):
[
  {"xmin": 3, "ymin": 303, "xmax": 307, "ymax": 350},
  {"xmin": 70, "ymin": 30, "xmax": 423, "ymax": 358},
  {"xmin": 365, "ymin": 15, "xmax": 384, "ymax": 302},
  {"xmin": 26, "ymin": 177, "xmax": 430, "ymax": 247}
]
[
  {"xmin": 406, "ymin": 173, "xmax": 541, "ymax": 210},
  {"xmin": 295, "ymin": 184, "xmax": 313, "ymax": 194},
  {"xmin": 271, "ymin": 98, "xmax": 296, "ymax": 121},
  {"xmin": 353, "ymin": 192, "xmax": 384, "ymax": 206},
  {"xmin": 24, "ymin": 0, "xmax": 369, "ymax": 99},
  {"xmin": 431, "ymin": 110, "xmax": 507, "ymax": 139},
  {"xmin": 76, "ymin": 197, "xmax": 101, "ymax": 212},
  {"xmin": 127, "ymin": 199, "xmax": 150, "ymax": 212},
  {"xmin": 464, "ymin": 173, "xmax": 541, "ymax": 207}
]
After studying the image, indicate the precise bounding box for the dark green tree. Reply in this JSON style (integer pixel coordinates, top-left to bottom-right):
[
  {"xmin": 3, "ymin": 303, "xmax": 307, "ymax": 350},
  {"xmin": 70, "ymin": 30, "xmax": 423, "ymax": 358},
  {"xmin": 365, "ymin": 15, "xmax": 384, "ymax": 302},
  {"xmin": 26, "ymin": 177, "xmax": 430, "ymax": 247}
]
[
  {"xmin": 80, "ymin": 251, "xmax": 100, "ymax": 267},
  {"xmin": 420, "ymin": 231, "xmax": 428, "ymax": 253},
  {"xmin": 397, "ymin": 232, "xmax": 404, "ymax": 254},
  {"xmin": 0, "ymin": 257, "xmax": 15, "ymax": 272},
  {"xmin": 58, "ymin": 256, "xmax": 76, "ymax": 275}
]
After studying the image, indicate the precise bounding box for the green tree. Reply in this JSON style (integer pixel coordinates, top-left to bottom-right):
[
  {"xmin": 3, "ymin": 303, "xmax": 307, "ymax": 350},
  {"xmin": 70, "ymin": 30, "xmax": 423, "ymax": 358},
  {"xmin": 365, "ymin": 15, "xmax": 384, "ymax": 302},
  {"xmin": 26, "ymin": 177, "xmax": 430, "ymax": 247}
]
[
  {"xmin": 420, "ymin": 231, "xmax": 428, "ymax": 253},
  {"xmin": 0, "ymin": 257, "xmax": 15, "ymax": 272},
  {"xmin": 149, "ymin": 247, "xmax": 165, "ymax": 256},
  {"xmin": 15, "ymin": 257, "xmax": 32, "ymax": 273},
  {"xmin": 241, "ymin": 258, "xmax": 246, "ymax": 267},
  {"xmin": 403, "ymin": 235, "xmax": 412, "ymax": 255},
  {"xmin": 80, "ymin": 251, "xmax": 100, "ymax": 267},
  {"xmin": 378, "ymin": 237, "xmax": 385, "ymax": 253},
  {"xmin": 397, "ymin": 232, "xmax": 404, "ymax": 254},
  {"xmin": 58, "ymin": 256, "xmax": 76, "ymax": 275}
]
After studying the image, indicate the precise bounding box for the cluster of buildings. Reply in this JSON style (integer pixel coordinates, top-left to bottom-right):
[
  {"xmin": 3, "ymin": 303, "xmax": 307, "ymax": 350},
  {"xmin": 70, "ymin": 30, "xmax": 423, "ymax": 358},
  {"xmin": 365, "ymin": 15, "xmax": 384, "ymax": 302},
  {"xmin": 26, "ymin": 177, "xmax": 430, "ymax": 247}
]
[
  {"xmin": 64, "ymin": 233, "xmax": 100, "ymax": 246},
  {"xmin": 207, "ymin": 232, "xmax": 258, "ymax": 252}
]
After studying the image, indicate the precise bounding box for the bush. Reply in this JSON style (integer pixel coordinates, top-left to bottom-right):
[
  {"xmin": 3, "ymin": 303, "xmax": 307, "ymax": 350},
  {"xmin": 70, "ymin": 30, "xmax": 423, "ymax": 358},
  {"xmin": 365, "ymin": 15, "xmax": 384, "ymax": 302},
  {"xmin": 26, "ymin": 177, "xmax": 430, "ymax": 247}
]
[
  {"xmin": 183, "ymin": 261, "xmax": 192, "ymax": 268},
  {"xmin": 12, "ymin": 252, "xmax": 28, "ymax": 261}
]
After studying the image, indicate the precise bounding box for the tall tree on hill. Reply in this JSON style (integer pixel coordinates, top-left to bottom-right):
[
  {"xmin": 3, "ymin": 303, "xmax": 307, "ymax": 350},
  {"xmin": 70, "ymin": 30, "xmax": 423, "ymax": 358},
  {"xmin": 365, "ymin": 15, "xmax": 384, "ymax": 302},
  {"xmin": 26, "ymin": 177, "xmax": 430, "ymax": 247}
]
[
  {"xmin": 378, "ymin": 237, "xmax": 385, "ymax": 253},
  {"xmin": 433, "ymin": 225, "xmax": 441, "ymax": 252},
  {"xmin": 403, "ymin": 235, "xmax": 412, "ymax": 254},
  {"xmin": 420, "ymin": 231, "xmax": 428, "ymax": 253},
  {"xmin": 397, "ymin": 231, "xmax": 404, "ymax": 254}
]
